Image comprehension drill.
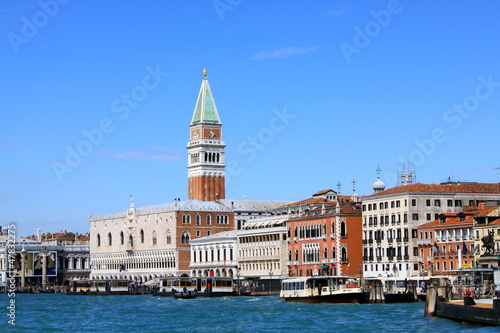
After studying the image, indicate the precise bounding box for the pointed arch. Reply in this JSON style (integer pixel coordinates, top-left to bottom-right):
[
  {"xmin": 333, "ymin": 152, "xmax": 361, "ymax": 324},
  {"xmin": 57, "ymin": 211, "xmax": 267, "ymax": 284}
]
[
  {"xmin": 181, "ymin": 231, "xmax": 191, "ymax": 244},
  {"xmin": 152, "ymin": 230, "xmax": 157, "ymax": 245},
  {"xmin": 166, "ymin": 229, "xmax": 172, "ymax": 244},
  {"xmin": 340, "ymin": 221, "xmax": 346, "ymax": 237},
  {"xmin": 341, "ymin": 247, "xmax": 347, "ymax": 262}
]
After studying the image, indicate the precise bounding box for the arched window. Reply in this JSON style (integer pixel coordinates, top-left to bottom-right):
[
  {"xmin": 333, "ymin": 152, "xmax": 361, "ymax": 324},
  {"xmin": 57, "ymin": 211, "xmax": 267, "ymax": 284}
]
[
  {"xmin": 206, "ymin": 215, "xmax": 211, "ymax": 225},
  {"xmin": 152, "ymin": 230, "xmax": 157, "ymax": 245},
  {"xmin": 341, "ymin": 248, "xmax": 347, "ymax": 262},
  {"xmin": 128, "ymin": 235, "xmax": 133, "ymax": 247},
  {"xmin": 108, "ymin": 232, "xmax": 112, "ymax": 246},
  {"xmin": 97, "ymin": 234, "xmax": 101, "ymax": 247},
  {"xmin": 196, "ymin": 214, "xmax": 201, "ymax": 225},
  {"xmin": 181, "ymin": 231, "xmax": 190, "ymax": 244},
  {"xmin": 120, "ymin": 231, "xmax": 124, "ymax": 245},
  {"xmin": 140, "ymin": 229, "xmax": 145, "ymax": 243},
  {"xmin": 166, "ymin": 230, "xmax": 171, "ymax": 244},
  {"xmin": 324, "ymin": 247, "xmax": 328, "ymax": 259},
  {"xmin": 340, "ymin": 221, "xmax": 346, "ymax": 237}
]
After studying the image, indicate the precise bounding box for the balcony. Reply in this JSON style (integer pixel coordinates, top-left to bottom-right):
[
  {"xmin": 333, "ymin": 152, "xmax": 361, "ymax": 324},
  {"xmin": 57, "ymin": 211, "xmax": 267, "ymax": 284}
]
[
  {"xmin": 396, "ymin": 237, "xmax": 402, "ymax": 243},
  {"xmin": 126, "ymin": 242, "xmax": 134, "ymax": 252},
  {"xmin": 417, "ymin": 239, "xmax": 433, "ymax": 245},
  {"xmin": 403, "ymin": 237, "xmax": 409, "ymax": 243},
  {"xmin": 376, "ymin": 256, "xmax": 382, "ymax": 261},
  {"xmin": 387, "ymin": 238, "xmax": 393, "ymax": 243}
]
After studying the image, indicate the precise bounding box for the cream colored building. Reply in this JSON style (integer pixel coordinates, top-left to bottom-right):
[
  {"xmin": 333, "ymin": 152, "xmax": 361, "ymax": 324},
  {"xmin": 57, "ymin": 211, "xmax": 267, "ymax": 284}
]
[
  {"xmin": 237, "ymin": 215, "xmax": 289, "ymax": 281},
  {"xmin": 362, "ymin": 180, "xmax": 500, "ymax": 278},
  {"xmin": 189, "ymin": 230, "xmax": 238, "ymax": 277}
]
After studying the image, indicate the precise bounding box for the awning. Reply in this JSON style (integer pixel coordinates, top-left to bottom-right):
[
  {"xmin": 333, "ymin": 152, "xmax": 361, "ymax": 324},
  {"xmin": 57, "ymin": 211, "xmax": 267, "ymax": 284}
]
[{"xmin": 319, "ymin": 265, "xmax": 329, "ymax": 269}]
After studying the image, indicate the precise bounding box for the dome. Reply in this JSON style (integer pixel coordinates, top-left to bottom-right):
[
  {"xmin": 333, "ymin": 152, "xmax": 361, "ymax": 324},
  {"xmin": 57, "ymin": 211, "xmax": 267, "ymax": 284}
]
[{"xmin": 372, "ymin": 176, "xmax": 385, "ymax": 192}]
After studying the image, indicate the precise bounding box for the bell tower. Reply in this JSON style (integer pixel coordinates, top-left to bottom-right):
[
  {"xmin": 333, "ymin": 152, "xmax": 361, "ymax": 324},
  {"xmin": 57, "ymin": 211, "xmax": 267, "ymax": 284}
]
[{"xmin": 187, "ymin": 69, "xmax": 226, "ymax": 201}]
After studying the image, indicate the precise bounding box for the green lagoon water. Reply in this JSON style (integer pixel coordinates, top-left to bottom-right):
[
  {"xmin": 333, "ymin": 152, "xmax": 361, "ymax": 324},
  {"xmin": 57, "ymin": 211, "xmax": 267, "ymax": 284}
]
[{"xmin": 1, "ymin": 294, "xmax": 498, "ymax": 332}]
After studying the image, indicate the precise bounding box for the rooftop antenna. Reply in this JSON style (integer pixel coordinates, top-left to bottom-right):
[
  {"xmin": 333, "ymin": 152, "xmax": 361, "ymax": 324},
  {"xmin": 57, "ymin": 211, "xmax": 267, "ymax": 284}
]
[{"xmin": 397, "ymin": 163, "xmax": 416, "ymax": 186}]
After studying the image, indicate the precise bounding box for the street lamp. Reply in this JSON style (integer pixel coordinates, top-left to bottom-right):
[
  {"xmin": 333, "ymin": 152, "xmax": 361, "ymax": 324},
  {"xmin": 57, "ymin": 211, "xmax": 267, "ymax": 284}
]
[
  {"xmin": 20, "ymin": 247, "xmax": 27, "ymax": 290},
  {"xmin": 269, "ymin": 269, "xmax": 273, "ymax": 293},
  {"xmin": 236, "ymin": 267, "xmax": 241, "ymax": 295}
]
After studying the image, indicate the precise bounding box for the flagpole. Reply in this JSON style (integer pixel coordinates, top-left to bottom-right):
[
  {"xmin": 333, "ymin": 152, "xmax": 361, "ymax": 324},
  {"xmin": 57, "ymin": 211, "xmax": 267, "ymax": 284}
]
[{"xmin": 458, "ymin": 249, "xmax": 462, "ymax": 270}]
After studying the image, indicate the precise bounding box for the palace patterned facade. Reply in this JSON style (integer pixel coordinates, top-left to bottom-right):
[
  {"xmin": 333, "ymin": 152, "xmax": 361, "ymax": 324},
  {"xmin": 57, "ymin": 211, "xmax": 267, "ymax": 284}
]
[{"xmin": 89, "ymin": 70, "xmax": 289, "ymax": 282}]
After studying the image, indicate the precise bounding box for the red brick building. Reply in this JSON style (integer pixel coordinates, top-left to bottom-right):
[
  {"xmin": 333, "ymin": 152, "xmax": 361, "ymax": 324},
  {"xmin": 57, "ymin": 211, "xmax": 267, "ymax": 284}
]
[{"xmin": 285, "ymin": 190, "xmax": 363, "ymax": 278}]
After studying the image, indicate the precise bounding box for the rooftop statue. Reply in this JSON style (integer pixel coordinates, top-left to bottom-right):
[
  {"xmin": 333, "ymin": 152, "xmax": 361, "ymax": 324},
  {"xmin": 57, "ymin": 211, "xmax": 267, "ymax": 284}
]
[{"xmin": 481, "ymin": 230, "xmax": 495, "ymax": 256}]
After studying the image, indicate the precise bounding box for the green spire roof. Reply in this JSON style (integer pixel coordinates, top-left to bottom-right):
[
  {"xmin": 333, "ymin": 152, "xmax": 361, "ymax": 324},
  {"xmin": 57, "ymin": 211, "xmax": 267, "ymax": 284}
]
[{"xmin": 191, "ymin": 69, "xmax": 221, "ymax": 124}]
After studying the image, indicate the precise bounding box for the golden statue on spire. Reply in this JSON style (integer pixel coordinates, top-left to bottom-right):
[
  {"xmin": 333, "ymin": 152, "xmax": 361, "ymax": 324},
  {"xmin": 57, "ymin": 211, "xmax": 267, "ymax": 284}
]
[{"xmin": 203, "ymin": 68, "xmax": 207, "ymax": 76}]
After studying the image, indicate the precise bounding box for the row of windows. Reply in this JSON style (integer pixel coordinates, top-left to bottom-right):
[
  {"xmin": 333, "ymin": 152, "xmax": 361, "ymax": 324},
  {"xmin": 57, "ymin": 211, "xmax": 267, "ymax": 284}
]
[
  {"xmin": 364, "ymin": 199, "xmax": 469, "ymax": 211},
  {"xmin": 239, "ymin": 247, "xmax": 280, "ymax": 258},
  {"xmin": 365, "ymin": 214, "xmax": 408, "ymax": 226},
  {"xmin": 364, "ymin": 228, "xmax": 416, "ymax": 241},
  {"xmin": 192, "ymin": 248, "xmax": 234, "ymax": 262},
  {"xmin": 182, "ymin": 214, "xmax": 229, "ymax": 225},
  {"xmin": 364, "ymin": 246, "xmax": 416, "ymax": 259},
  {"xmin": 92, "ymin": 258, "xmax": 176, "ymax": 271},
  {"xmin": 288, "ymin": 221, "xmax": 347, "ymax": 239},
  {"xmin": 239, "ymin": 234, "xmax": 283, "ymax": 244},
  {"xmin": 364, "ymin": 263, "xmax": 417, "ymax": 272},
  {"xmin": 96, "ymin": 229, "xmax": 173, "ymax": 247},
  {"xmin": 364, "ymin": 200, "xmax": 405, "ymax": 211},
  {"xmin": 240, "ymin": 262, "xmax": 279, "ymax": 272},
  {"xmin": 288, "ymin": 248, "xmax": 347, "ymax": 262}
]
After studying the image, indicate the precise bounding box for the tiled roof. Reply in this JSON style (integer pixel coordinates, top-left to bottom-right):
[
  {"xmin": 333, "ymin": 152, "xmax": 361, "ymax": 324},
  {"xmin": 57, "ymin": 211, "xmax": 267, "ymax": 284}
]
[
  {"xmin": 312, "ymin": 189, "xmax": 336, "ymax": 196},
  {"xmin": 419, "ymin": 205, "xmax": 500, "ymax": 229},
  {"xmin": 418, "ymin": 214, "xmax": 475, "ymax": 229},
  {"xmin": 282, "ymin": 195, "xmax": 353, "ymax": 208},
  {"xmin": 366, "ymin": 182, "xmax": 500, "ymax": 198},
  {"xmin": 473, "ymin": 205, "xmax": 499, "ymax": 217}
]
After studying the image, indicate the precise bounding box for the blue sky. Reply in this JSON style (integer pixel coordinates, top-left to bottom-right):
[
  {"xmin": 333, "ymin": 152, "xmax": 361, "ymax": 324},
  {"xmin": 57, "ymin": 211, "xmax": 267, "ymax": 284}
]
[{"xmin": 1, "ymin": 0, "xmax": 499, "ymax": 236}]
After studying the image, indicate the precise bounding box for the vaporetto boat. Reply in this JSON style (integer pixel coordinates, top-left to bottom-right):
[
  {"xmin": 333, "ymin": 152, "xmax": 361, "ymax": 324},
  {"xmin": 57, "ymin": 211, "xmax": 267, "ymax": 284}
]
[
  {"xmin": 66, "ymin": 279, "xmax": 135, "ymax": 295},
  {"xmin": 280, "ymin": 276, "xmax": 368, "ymax": 303}
]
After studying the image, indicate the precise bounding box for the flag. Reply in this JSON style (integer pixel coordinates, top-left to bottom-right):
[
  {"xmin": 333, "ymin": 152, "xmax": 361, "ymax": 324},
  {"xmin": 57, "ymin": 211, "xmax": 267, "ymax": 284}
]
[
  {"xmin": 462, "ymin": 241, "xmax": 468, "ymax": 253},
  {"xmin": 432, "ymin": 242, "xmax": 439, "ymax": 255},
  {"xmin": 119, "ymin": 264, "xmax": 126, "ymax": 272}
]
